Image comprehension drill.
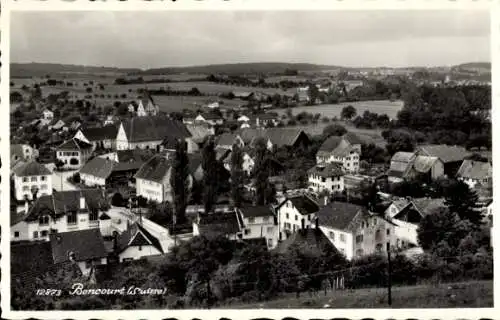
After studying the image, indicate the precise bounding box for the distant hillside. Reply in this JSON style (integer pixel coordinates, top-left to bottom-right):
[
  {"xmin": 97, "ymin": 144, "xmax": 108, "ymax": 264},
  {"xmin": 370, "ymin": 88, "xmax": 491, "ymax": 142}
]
[
  {"xmin": 136, "ymin": 62, "xmax": 346, "ymax": 76},
  {"xmin": 452, "ymin": 62, "xmax": 491, "ymax": 74},
  {"xmin": 11, "ymin": 63, "xmax": 141, "ymax": 78}
]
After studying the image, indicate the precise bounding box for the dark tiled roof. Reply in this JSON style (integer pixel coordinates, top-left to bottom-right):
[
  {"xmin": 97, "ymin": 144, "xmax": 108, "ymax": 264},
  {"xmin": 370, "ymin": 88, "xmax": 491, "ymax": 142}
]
[
  {"xmin": 188, "ymin": 153, "xmax": 203, "ymax": 175},
  {"xmin": 11, "ymin": 144, "xmax": 25, "ymax": 160},
  {"xmin": 200, "ymin": 113, "xmax": 223, "ymax": 121},
  {"xmin": 57, "ymin": 138, "xmax": 93, "ymax": 151},
  {"xmin": 307, "ymin": 163, "xmax": 344, "ymax": 178},
  {"xmin": 316, "ymin": 201, "xmax": 365, "ymax": 231},
  {"xmin": 116, "ymin": 149, "xmax": 155, "ymax": 163},
  {"xmin": 134, "ymin": 154, "xmax": 172, "ymax": 183},
  {"xmin": 417, "ymin": 144, "xmax": 470, "ymax": 163},
  {"xmin": 238, "ymin": 128, "xmax": 308, "ymax": 148},
  {"xmin": 216, "ymin": 133, "xmax": 239, "ymax": 147},
  {"xmin": 276, "ymin": 227, "xmax": 338, "ymax": 254},
  {"xmin": 121, "ymin": 116, "xmax": 191, "ymax": 143},
  {"xmin": 456, "ymin": 160, "xmax": 492, "ymax": 180},
  {"xmin": 343, "ymin": 132, "xmax": 365, "ymax": 145},
  {"xmin": 239, "ymin": 205, "xmax": 274, "ymax": 218},
  {"xmin": 50, "ymin": 229, "xmax": 107, "ymax": 263},
  {"xmin": 79, "ymin": 157, "xmax": 116, "ymax": 179},
  {"xmin": 25, "ymin": 189, "xmax": 109, "ymax": 222},
  {"xmin": 318, "ymin": 136, "xmax": 342, "ymax": 152},
  {"xmin": 80, "ymin": 125, "xmax": 118, "ymax": 141},
  {"xmin": 117, "ymin": 222, "xmax": 164, "ymax": 254},
  {"xmin": 198, "ymin": 212, "xmax": 241, "ymax": 236},
  {"xmin": 277, "ymin": 195, "xmax": 320, "ymax": 215},
  {"xmin": 13, "ymin": 160, "xmax": 51, "ymax": 177}
]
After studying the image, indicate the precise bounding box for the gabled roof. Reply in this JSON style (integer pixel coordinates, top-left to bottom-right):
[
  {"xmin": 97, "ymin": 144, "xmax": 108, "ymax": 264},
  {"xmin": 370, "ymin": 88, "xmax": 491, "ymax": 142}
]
[
  {"xmin": 411, "ymin": 198, "xmax": 446, "ymax": 216},
  {"xmin": 186, "ymin": 124, "xmax": 214, "ymax": 144},
  {"xmin": 121, "ymin": 116, "xmax": 191, "ymax": 143},
  {"xmin": 80, "ymin": 125, "xmax": 118, "ymax": 141},
  {"xmin": 217, "ymin": 133, "xmax": 239, "ymax": 147},
  {"xmin": 276, "ymin": 227, "xmax": 338, "ymax": 254},
  {"xmin": 24, "ymin": 189, "xmax": 109, "ymax": 222},
  {"xmin": 238, "ymin": 128, "xmax": 308, "ymax": 148},
  {"xmin": 116, "ymin": 149, "xmax": 155, "ymax": 163},
  {"xmin": 134, "ymin": 154, "xmax": 172, "ymax": 183},
  {"xmin": 239, "ymin": 205, "xmax": 274, "ymax": 218},
  {"xmin": 11, "ymin": 144, "xmax": 26, "ymax": 160},
  {"xmin": 277, "ymin": 195, "xmax": 320, "ymax": 215},
  {"xmin": 13, "ymin": 160, "xmax": 51, "ymax": 177},
  {"xmin": 79, "ymin": 157, "xmax": 117, "ymax": 179},
  {"xmin": 57, "ymin": 138, "xmax": 93, "ymax": 151},
  {"xmin": 198, "ymin": 113, "xmax": 223, "ymax": 121},
  {"xmin": 50, "ymin": 229, "xmax": 107, "ymax": 263},
  {"xmin": 316, "ymin": 201, "xmax": 365, "ymax": 231},
  {"xmin": 197, "ymin": 212, "xmax": 241, "ymax": 235},
  {"xmin": 307, "ymin": 163, "xmax": 344, "ymax": 178},
  {"xmin": 318, "ymin": 136, "xmax": 342, "ymax": 152},
  {"xmin": 387, "ymin": 152, "xmax": 417, "ymax": 178},
  {"xmin": 413, "ymin": 156, "xmax": 440, "ymax": 173},
  {"xmin": 417, "ymin": 144, "xmax": 470, "ymax": 163},
  {"xmin": 456, "ymin": 160, "xmax": 492, "ymax": 180},
  {"xmin": 343, "ymin": 132, "xmax": 365, "ymax": 145},
  {"xmin": 117, "ymin": 222, "xmax": 164, "ymax": 254}
]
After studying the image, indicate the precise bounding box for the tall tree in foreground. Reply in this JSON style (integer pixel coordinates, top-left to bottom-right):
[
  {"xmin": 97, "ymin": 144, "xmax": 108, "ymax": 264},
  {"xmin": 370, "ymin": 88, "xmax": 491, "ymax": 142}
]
[
  {"xmin": 253, "ymin": 138, "xmax": 272, "ymax": 205},
  {"xmin": 230, "ymin": 143, "xmax": 244, "ymax": 208},
  {"xmin": 202, "ymin": 137, "xmax": 218, "ymax": 213},
  {"xmin": 443, "ymin": 180, "xmax": 483, "ymax": 225},
  {"xmin": 170, "ymin": 139, "xmax": 190, "ymax": 224}
]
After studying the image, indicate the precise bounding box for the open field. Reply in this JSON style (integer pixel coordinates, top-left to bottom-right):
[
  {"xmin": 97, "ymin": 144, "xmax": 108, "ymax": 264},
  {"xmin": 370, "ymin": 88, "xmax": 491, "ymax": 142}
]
[
  {"xmin": 165, "ymin": 81, "xmax": 296, "ymax": 96},
  {"xmin": 275, "ymin": 100, "xmax": 404, "ymax": 120},
  {"xmin": 220, "ymin": 280, "xmax": 493, "ymax": 309},
  {"xmin": 152, "ymin": 95, "xmax": 248, "ymax": 112}
]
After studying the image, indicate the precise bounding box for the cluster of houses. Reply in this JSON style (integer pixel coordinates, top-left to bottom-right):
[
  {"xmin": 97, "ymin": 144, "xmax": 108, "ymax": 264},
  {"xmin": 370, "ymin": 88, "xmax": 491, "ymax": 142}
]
[{"xmin": 10, "ymin": 95, "xmax": 494, "ymax": 279}]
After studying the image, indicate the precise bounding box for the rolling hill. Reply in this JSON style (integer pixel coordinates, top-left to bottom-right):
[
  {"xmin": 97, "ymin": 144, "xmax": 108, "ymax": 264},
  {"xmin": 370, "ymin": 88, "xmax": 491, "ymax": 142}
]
[{"xmin": 11, "ymin": 63, "xmax": 141, "ymax": 78}]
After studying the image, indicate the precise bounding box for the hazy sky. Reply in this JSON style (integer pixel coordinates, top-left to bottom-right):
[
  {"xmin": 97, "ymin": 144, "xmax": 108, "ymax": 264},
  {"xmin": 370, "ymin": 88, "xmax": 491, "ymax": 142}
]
[{"xmin": 11, "ymin": 10, "xmax": 490, "ymax": 69}]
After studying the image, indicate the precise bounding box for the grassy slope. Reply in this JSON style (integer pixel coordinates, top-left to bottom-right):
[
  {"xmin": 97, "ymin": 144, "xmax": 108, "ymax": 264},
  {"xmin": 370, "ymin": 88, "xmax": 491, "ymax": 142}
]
[{"xmin": 221, "ymin": 280, "xmax": 493, "ymax": 309}]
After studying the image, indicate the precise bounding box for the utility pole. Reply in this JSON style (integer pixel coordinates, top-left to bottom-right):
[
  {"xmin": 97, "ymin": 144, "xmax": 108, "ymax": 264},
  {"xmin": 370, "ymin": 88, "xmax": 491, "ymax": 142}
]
[{"xmin": 387, "ymin": 242, "xmax": 392, "ymax": 306}]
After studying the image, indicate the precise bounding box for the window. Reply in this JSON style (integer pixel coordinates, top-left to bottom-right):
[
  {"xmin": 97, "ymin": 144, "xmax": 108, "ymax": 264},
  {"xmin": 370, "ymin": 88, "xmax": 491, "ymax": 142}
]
[
  {"xmin": 308, "ymin": 214, "xmax": 311, "ymax": 221},
  {"xmin": 356, "ymin": 234, "xmax": 363, "ymax": 243},
  {"xmin": 340, "ymin": 234, "xmax": 346, "ymax": 242},
  {"xmin": 263, "ymin": 216, "xmax": 269, "ymax": 223},
  {"xmin": 386, "ymin": 229, "xmax": 390, "ymax": 235},
  {"xmin": 41, "ymin": 176, "xmax": 46, "ymax": 181},
  {"xmin": 244, "ymin": 229, "xmax": 251, "ymax": 235},
  {"xmin": 286, "ymin": 213, "xmax": 289, "ymax": 219},
  {"xmin": 14, "ymin": 231, "xmax": 19, "ymax": 238},
  {"xmin": 139, "ymin": 246, "xmax": 142, "ymax": 251},
  {"xmin": 356, "ymin": 249, "xmax": 364, "ymax": 257},
  {"xmin": 22, "ymin": 186, "xmax": 29, "ymax": 191},
  {"xmin": 267, "ymin": 239, "xmax": 273, "ymax": 247},
  {"xmin": 376, "ymin": 243, "xmax": 383, "ymax": 252},
  {"xmin": 67, "ymin": 211, "xmax": 77, "ymax": 225},
  {"xmin": 329, "ymin": 231, "xmax": 335, "ymax": 240},
  {"xmin": 321, "ymin": 177, "xmax": 326, "ymax": 183},
  {"xmin": 41, "ymin": 230, "xmax": 48, "ymax": 237},
  {"xmin": 33, "ymin": 231, "xmax": 39, "ymax": 238},
  {"xmin": 267, "ymin": 226, "xmax": 273, "ymax": 233},
  {"xmin": 248, "ymin": 217, "xmax": 255, "ymax": 223},
  {"xmin": 295, "ymin": 215, "xmax": 298, "ymax": 221},
  {"xmin": 89, "ymin": 210, "xmax": 99, "ymax": 221},
  {"xmin": 284, "ymin": 222, "xmax": 291, "ymax": 229},
  {"xmin": 22, "ymin": 177, "xmax": 28, "ymax": 183},
  {"xmin": 361, "ymin": 221, "xmax": 365, "ymax": 228},
  {"xmin": 31, "ymin": 177, "xmax": 37, "ymax": 182},
  {"xmin": 39, "ymin": 215, "xmax": 49, "ymax": 225}
]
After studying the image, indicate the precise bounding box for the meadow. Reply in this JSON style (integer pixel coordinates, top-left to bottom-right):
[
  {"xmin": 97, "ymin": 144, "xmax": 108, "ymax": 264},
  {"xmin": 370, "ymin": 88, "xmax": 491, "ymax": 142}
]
[{"xmin": 275, "ymin": 99, "xmax": 405, "ymax": 120}]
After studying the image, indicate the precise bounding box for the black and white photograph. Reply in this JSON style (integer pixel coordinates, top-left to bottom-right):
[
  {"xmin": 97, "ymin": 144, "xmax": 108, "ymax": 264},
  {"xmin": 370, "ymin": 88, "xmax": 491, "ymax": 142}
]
[{"xmin": 4, "ymin": 8, "xmax": 494, "ymax": 312}]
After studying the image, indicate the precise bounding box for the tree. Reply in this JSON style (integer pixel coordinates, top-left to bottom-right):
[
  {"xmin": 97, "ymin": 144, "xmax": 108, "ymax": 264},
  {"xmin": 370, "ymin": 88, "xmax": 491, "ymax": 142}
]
[
  {"xmin": 341, "ymin": 105, "xmax": 357, "ymax": 120},
  {"xmin": 253, "ymin": 138, "xmax": 272, "ymax": 205},
  {"xmin": 112, "ymin": 192, "xmax": 124, "ymax": 207},
  {"xmin": 307, "ymin": 84, "xmax": 319, "ymax": 105},
  {"xmin": 443, "ymin": 180, "xmax": 483, "ymax": 225},
  {"xmin": 170, "ymin": 139, "xmax": 190, "ymax": 224},
  {"xmin": 202, "ymin": 137, "xmax": 217, "ymax": 213},
  {"xmin": 230, "ymin": 144, "xmax": 244, "ymax": 208},
  {"xmin": 322, "ymin": 124, "xmax": 347, "ymax": 138},
  {"xmin": 385, "ymin": 129, "xmax": 415, "ymax": 155}
]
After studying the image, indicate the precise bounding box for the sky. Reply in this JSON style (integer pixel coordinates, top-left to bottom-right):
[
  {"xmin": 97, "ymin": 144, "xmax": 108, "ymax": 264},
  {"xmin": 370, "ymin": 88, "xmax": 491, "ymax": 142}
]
[{"xmin": 11, "ymin": 10, "xmax": 491, "ymax": 69}]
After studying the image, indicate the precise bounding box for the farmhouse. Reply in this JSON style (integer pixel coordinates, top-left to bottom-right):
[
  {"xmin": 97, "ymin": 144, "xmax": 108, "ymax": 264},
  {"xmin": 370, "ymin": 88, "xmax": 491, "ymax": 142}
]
[
  {"xmin": 238, "ymin": 127, "xmax": 310, "ymax": 150},
  {"xmin": 307, "ymin": 162, "xmax": 345, "ymax": 194},
  {"xmin": 43, "ymin": 109, "xmax": 54, "ymax": 121},
  {"xmin": 115, "ymin": 222, "xmax": 164, "ymax": 262},
  {"xmin": 276, "ymin": 194, "xmax": 320, "ymax": 240},
  {"xmin": 222, "ymin": 149, "xmax": 255, "ymax": 176},
  {"xmin": 55, "ymin": 138, "xmax": 93, "ymax": 170},
  {"xmin": 216, "ymin": 133, "xmax": 245, "ymax": 150},
  {"xmin": 74, "ymin": 125, "xmax": 118, "ymax": 150},
  {"xmin": 192, "ymin": 212, "xmax": 243, "ymax": 240},
  {"xmin": 10, "ymin": 189, "xmax": 110, "ymax": 242},
  {"xmin": 12, "ymin": 160, "xmax": 53, "ymax": 201},
  {"xmin": 316, "ymin": 133, "xmax": 363, "ymax": 174},
  {"xmin": 11, "ymin": 144, "xmax": 37, "ymax": 163},
  {"xmin": 456, "ymin": 159, "xmax": 492, "ymax": 191},
  {"xmin": 116, "ymin": 116, "xmax": 195, "ymax": 152},
  {"xmin": 79, "ymin": 157, "xmax": 139, "ymax": 187},
  {"xmin": 237, "ymin": 206, "xmax": 279, "ymax": 249},
  {"xmin": 135, "ymin": 95, "xmax": 159, "ymax": 117},
  {"xmin": 416, "ymin": 144, "xmax": 470, "ymax": 177},
  {"xmin": 387, "ymin": 152, "xmax": 444, "ymax": 183},
  {"xmin": 194, "ymin": 113, "xmax": 224, "ymax": 126},
  {"xmin": 50, "ymin": 229, "xmax": 108, "ymax": 276}
]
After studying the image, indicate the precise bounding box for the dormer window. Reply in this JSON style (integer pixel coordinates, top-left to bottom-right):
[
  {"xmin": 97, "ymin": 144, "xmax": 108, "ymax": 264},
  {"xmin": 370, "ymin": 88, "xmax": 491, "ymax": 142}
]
[{"xmin": 39, "ymin": 215, "xmax": 49, "ymax": 226}]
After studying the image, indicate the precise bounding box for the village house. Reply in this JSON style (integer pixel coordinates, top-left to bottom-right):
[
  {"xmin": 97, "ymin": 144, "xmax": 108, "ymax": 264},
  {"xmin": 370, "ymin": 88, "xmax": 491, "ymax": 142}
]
[
  {"xmin": 74, "ymin": 125, "xmax": 119, "ymax": 150},
  {"xmin": 254, "ymin": 113, "xmax": 280, "ymax": 127},
  {"xmin": 103, "ymin": 115, "xmax": 121, "ymax": 126},
  {"xmin": 222, "ymin": 149, "xmax": 255, "ymax": 176},
  {"xmin": 49, "ymin": 119, "xmax": 65, "ymax": 131},
  {"xmin": 79, "ymin": 157, "xmax": 140, "ymax": 188},
  {"xmin": 237, "ymin": 206, "xmax": 279, "ymax": 249},
  {"xmin": 387, "ymin": 151, "xmax": 444, "ymax": 184},
  {"xmin": 316, "ymin": 133, "xmax": 363, "ymax": 174},
  {"xmin": 216, "ymin": 133, "xmax": 245, "ymax": 150},
  {"xmin": 192, "ymin": 211, "xmax": 243, "ymax": 240},
  {"xmin": 232, "ymin": 91, "xmax": 255, "ymax": 100},
  {"xmin": 238, "ymin": 127, "xmax": 310, "ymax": 151},
  {"xmin": 133, "ymin": 95, "xmax": 159, "ymax": 117},
  {"xmin": 275, "ymin": 194, "xmax": 320, "ymax": 240},
  {"xmin": 416, "ymin": 144, "xmax": 470, "ymax": 177},
  {"xmin": 55, "ymin": 138, "xmax": 93, "ymax": 170},
  {"xmin": 307, "ymin": 162, "xmax": 345, "ymax": 194},
  {"xmin": 49, "ymin": 229, "xmax": 108, "ymax": 276},
  {"xmin": 185, "ymin": 124, "xmax": 215, "ymax": 147},
  {"xmin": 11, "ymin": 144, "xmax": 37, "ymax": 163},
  {"xmin": 194, "ymin": 113, "xmax": 224, "ymax": 126},
  {"xmin": 134, "ymin": 153, "xmax": 193, "ymax": 203},
  {"xmin": 456, "ymin": 159, "xmax": 493, "ymax": 191},
  {"xmin": 116, "ymin": 116, "xmax": 196, "ymax": 153},
  {"xmin": 12, "ymin": 160, "xmax": 53, "ymax": 201},
  {"xmin": 115, "ymin": 222, "xmax": 164, "ymax": 262},
  {"xmin": 10, "ymin": 189, "xmax": 110, "ymax": 242},
  {"xmin": 43, "ymin": 109, "xmax": 54, "ymax": 121}
]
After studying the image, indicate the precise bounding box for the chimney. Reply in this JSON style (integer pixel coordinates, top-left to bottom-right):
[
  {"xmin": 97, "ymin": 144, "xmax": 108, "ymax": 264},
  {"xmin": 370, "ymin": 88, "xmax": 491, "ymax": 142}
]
[{"xmin": 80, "ymin": 196, "xmax": 86, "ymax": 210}]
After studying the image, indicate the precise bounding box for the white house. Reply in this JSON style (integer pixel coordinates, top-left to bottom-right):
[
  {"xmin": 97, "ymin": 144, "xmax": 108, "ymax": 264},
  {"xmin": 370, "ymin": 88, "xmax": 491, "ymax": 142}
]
[
  {"xmin": 195, "ymin": 113, "xmax": 224, "ymax": 126},
  {"xmin": 192, "ymin": 211, "xmax": 242, "ymax": 240},
  {"xmin": 456, "ymin": 160, "xmax": 492, "ymax": 190},
  {"xmin": 237, "ymin": 206, "xmax": 279, "ymax": 249},
  {"xmin": 55, "ymin": 138, "xmax": 93, "ymax": 170},
  {"xmin": 115, "ymin": 222, "xmax": 164, "ymax": 262},
  {"xmin": 115, "ymin": 116, "xmax": 196, "ymax": 153},
  {"xmin": 307, "ymin": 163, "xmax": 345, "ymax": 194},
  {"xmin": 49, "ymin": 228, "xmax": 108, "ymax": 276},
  {"xmin": 43, "ymin": 109, "xmax": 54, "ymax": 121},
  {"xmin": 11, "ymin": 189, "xmax": 110, "ymax": 242},
  {"xmin": 134, "ymin": 154, "xmax": 193, "ymax": 203},
  {"xmin": 12, "ymin": 160, "xmax": 53, "ymax": 201},
  {"xmin": 136, "ymin": 96, "xmax": 159, "ymax": 117},
  {"xmin": 222, "ymin": 151, "xmax": 255, "ymax": 176},
  {"xmin": 275, "ymin": 194, "xmax": 320, "ymax": 240},
  {"xmin": 316, "ymin": 133, "xmax": 362, "ymax": 174}
]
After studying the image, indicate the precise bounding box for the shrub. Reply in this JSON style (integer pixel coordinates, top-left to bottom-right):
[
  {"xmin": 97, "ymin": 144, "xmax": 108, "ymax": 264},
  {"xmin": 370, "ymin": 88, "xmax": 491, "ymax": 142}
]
[{"xmin": 112, "ymin": 192, "xmax": 124, "ymax": 207}]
